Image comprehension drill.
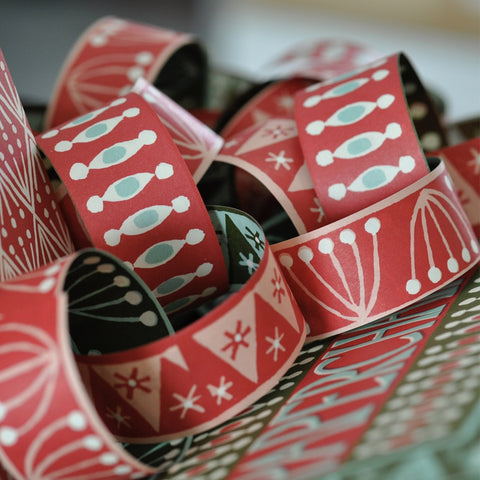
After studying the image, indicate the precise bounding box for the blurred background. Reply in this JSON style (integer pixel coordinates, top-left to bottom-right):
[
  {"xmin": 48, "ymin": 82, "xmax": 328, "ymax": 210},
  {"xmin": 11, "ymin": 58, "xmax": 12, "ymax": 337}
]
[{"xmin": 0, "ymin": 0, "xmax": 478, "ymax": 122}]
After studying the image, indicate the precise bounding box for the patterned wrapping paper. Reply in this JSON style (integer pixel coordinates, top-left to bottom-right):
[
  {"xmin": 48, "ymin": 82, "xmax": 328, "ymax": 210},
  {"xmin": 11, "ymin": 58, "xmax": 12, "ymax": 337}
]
[{"xmin": 1, "ymin": 13, "xmax": 480, "ymax": 480}]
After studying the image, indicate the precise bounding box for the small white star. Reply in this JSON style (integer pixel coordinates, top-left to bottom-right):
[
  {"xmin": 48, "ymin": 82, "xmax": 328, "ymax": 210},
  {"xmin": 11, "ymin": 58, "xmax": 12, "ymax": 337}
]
[
  {"xmin": 265, "ymin": 327, "xmax": 286, "ymax": 362},
  {"xmin": 265, "ymin": 150, "xmax": 294, "ymax": 171},
  {"xmin": 310, "ymin": 197, "xmax": 325, "ymax": 223},
  {"xmin": 170, "ymin": 385, "xmax": 205, "ymax": 419},
  {"xmin": 239, "ymin": 252, "xmax": 258, "ymax": 274},
  {"xmin": 207, "ymin": 376, "xmax": 234, "ymax": 405}
]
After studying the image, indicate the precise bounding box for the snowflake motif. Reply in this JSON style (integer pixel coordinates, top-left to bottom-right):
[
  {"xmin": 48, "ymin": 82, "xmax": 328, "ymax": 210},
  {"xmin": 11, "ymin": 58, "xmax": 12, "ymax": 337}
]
[
  {"xmin": 239, "ymin": 252, "xmax": 259, "ymax": 274},
  {"xmin": 106, "ymin": 405, "xmax": 132, "ymax": 430},
  {"xmin": 222, "ymin": 320, "xmax": 251, "ymax": 360},
  {"xmin": 113, "ymin": 367, "xmax": 151, "ymax": 400},
  {"xmin": 207, "ymin": 376, "xmax": 234, "ymax": 405},
  {"xmin": 271, "ymin": 269, "xmax": 286, "ymax": 303},
  {"xmin": 276, "ymin": 94, "xmax": 295, "ymax": 113},
  {"xmin": 170, "ymin": 385, "xmax": 205, "ymax": 419},
  {"xmin": 265, "ymin": 150, "xmax": 294, "ymax": 171},
  {"xmin": 310, "ymin": 197, "xmax": 325, "ymax": 223},
  {"xmin": 262, "ymin": 123, "xmax": 296, "ymax": 140},
  {"xmin": 467, "ymin": 147, "xmax": 480, "ymax": 175},
  {"xmin": 245, "ymin": 226, "xmax": 265, "ymax": 251},
  {"xmin": 265, "ymin": 327, "xmax": 286, "ymax": 362}
]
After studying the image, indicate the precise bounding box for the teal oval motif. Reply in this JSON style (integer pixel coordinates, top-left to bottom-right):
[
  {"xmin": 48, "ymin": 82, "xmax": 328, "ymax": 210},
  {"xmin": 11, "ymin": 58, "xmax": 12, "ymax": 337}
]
[
  {"xmin": 85, "ymin": 122, "xmax": 108, "ymax": 139},
  {"xmin": 156, "ymin": 276, "xmax": 185, "ymax": 295},
  {"xmin": 103, "ymin": 145, "xmax": 127, "ymax": 165},
  {"xmin": 133, "ymin": 209, "xmax": 160, "ymax": 229},
  {"xmin": 362, "ymin": 168, "xmax": 387, "ymax": 189},
  {"xmin": 347, "ymin": 137, "xmax": 372, "ymax": 156},
  {"xmin": 72, "ymin": 112, "xmax": 94, "ymax": 125},
  {"xmin": 338, "ymin": 104, "xmax": 366, "ymax": 124},
  {"xmin": 145, "ymin": 243, "xmax": 174, "ymax": 265},
  {"xmin": 115, "ymin": 176, "xmax": 140, "ymax": 198},
  {"xmin": 332, "ymin": 80, "xmax": 363, "ymax": 97}
]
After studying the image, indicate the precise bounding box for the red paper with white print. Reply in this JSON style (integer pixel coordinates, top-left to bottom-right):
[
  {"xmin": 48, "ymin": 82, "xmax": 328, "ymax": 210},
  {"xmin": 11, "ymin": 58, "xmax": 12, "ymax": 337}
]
[
  {"xmin": 37, "ymin": 92, "xmax": 228, "ymax": 314},
  {"xmin": 44, "ymin": 16, "xmax": 204, "ymax": 129},
  {"xmin": 220, "ymin": 78, "xmax": 313, "ymax": 140},
  {"xmin": 433, "ymin": 136, "xmax": 480, "ymax": 238},
  {"xmin": 0, "ymin": 49, "xmax": 74, "ymax": 281},
  {"xmin": 131, "ymin": 77, "xmax": 223, "ymax": 182},
  {"xmin": 294, "ymin": 53, "xmax": 447, "ymax": 223},
  {"xmin": 272, "ymin": 158, "xmax": 480, "ymax": 339},
  {"xmin": 217, "ymin": 117, "xmax": 325, "ymax": 234},
  {"xmin": 0, "ymin": 254, "xmax": 157, "ymax": 480}
]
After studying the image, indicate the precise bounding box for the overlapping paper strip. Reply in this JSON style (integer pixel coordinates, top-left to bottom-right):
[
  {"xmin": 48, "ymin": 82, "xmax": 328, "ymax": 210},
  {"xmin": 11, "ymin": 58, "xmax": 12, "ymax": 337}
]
[
  {"xmin": 215, "ymin": 52, "xmax": 479, "ymax": 339},
  {"xmin": 0, "ymin": 44, "xmax": 306, "ymax": 478},
  {"xmin": 0, "ymin": 13, "xmax": 479, "ymax": 480}
]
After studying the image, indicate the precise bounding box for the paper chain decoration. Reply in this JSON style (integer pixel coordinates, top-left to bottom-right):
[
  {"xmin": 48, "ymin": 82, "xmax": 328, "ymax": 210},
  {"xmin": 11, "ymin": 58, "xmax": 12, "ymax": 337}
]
[{"xmin": 0, "ymin": 14, "xmax": 479, "ymax": 480}]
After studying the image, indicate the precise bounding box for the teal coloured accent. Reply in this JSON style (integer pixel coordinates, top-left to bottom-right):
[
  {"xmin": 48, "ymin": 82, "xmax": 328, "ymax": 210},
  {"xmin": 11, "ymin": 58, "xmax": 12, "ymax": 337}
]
[
  {"xmin": 165, "ymin": 296, "xmax": 190, "ymax": 313},
  {"xmin": 72, "ymin": 112, "xmax": 94, "ymax": 125},
  {"xmin": 103, "ymin": 145, "xmax": 127, "ymax": 165},
  {"xmin": 85, "ymin": 122, "xmax": 108, "ymax": 138},
  {"xmin": 115, "ymin": 176, "xmax": 140, "ymax": 198},
  {"xmin": 145, "ymin": 243, "xmax": 174, "ymax": 265},
  {"xmin": 338, "ymin": 105, "xmax": 366, "ymax": 124},
  {"xmin": 362, "ymin": 168, "xmax": 387, "ymax": 189},
  {"xmin": 347, "ymin": 137, "xmax": 372, "ymax": 156},
  {"xmin": 133, "ymin": 209, "xmax": 159, "ymax": 229},
  {"xmin": 332, "ymin": 80, "xmax": 362, "ymax": 96},
  {"xmin": 156, "ymin": 276, "xmax": 185, "ymax": 295}
]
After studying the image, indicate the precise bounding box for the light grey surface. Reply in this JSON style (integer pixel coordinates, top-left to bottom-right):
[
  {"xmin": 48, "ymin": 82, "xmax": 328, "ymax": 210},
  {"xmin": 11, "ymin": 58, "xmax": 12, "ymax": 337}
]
[{"xmin": 0, "ymin": 0, "xmax": 478, "ymax": 122}]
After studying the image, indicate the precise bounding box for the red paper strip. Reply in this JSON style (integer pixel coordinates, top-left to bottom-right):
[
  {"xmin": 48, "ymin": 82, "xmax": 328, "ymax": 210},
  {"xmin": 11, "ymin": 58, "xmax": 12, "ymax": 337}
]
[
  {"xmin": 0, "ymin": 50, "xmax": 74, "ymax": 281},
  {"xmin": 37, "ymin": 92, "xmax": 228, "ymax": 313},
  {"xmin": 272, "ymin": 159, "xmax": 479, "ymax": 339},
  {"xmin": 44, "ymin": 16, "xmax": 204, "ymax": 129},
  {"xmin": 433, "ymin": 136, "xmax": 480, "ymax": 238}
]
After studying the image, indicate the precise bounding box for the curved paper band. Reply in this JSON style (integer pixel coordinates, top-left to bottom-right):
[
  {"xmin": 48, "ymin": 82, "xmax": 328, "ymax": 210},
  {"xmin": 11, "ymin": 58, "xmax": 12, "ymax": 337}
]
[
  {"xmin": 76, "ymin": 206, "xmax": 306, "ymax": 442},
  {"xmin": 272, "ymin": 158, "xmax": 479, "ymax": 339},
  {"xmin": 433, "ymin": 136, "xmax": 480, "ymax": 237},
  {"xmin": 131, "ymin": 77, "xmax": 223, "ymax": 182},
  {"xmin": 44, "ymin": 16, "xmax": 206, "ymax": 129},
  {"xmin": 37, "ymin": 92, "xmax": 228, "ymax": 315},
  {"xmin": 0, "ymin": 49, "xmax": 75, "ymax": 281},
  {"xmin": 0, "ymin": 252, "xmax": 157, "ymax": 479},
  {"xmin": 294, "ymin": 52, "xmax": 447, "ymax": 223}
]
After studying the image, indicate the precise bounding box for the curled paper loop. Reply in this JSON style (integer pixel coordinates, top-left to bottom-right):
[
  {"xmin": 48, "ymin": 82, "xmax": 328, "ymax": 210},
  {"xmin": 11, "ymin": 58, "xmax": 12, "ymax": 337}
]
[
  {"xmin": 0, "ymin": 252, "xmax": 158, "ymax": 479},
  {"xmin": 272, "ymin": 158, "xmax": 479, "ymax": 339},
  {"xmin": 37, "ymin": 92, "xmax": 229, "ymax": 315},
  {"xmin": 44, "ymin": 16, "xmax": 207, "ymax": 129},
  {"xmin": 213, "ymin": 52, "xmax": 479, "ymax": 340},
  {"xmin": 76, "ymin": 206, "xmax": 306, "ymax": 442}
]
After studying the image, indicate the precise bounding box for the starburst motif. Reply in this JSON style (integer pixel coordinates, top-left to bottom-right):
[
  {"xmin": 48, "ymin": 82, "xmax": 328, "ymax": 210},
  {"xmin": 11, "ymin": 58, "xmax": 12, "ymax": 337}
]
[
  {"xmin": 265, "ymin": 327, "xmax": 286, "ymax": 362},
  {"xmin": 207, "ymin": 376, "xmax": 234, "ymax": 405},
  {"xmin": 222, "ymin": 320, "xmax": 251, "ymax": 360},
  {"xmin": 224, "ymin": 138, "xmax": 239, "ymax": 149},
  {"xmin": 265, "ymin": 150, "xmax": 294, "ymax": 171},
  {"xmin": 170, "ymin": 385, "xmax": 205, "ymax": 419},
  {"xmin": 113, "ymin": 367, "xmax": 151, "ymax": 400},
  {"xmin": 239, "ymin": 252, "xmax": 259, "ymax": 274},
  {"xmin": 105, "ymin": 405, "xmax": 132, "ymax": 430},
  {"xmin": 467, "ymin": 147, "xmax": 480, "ymax": 175},
  {"xmin": 310, "ymin": 197, "xmax": 326, "ymax": 223},
  {"xmin": 245, "ymin": 226, "xmax": 265, "ymax": 251},
  {"xmin": 271, "ymin": 268, "xmax": 286, "ymax": 303}
]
